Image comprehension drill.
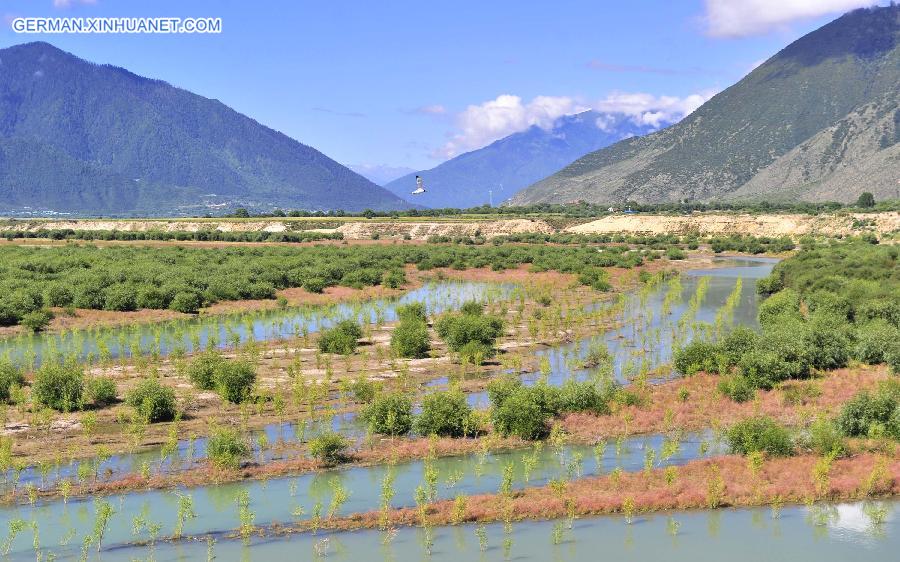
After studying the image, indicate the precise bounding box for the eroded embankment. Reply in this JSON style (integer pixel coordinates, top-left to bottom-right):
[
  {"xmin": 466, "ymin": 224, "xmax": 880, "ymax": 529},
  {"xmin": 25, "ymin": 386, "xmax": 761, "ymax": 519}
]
[{"xmin": 565, "ymin": 212, "xmax": 900, "ymax": 238}]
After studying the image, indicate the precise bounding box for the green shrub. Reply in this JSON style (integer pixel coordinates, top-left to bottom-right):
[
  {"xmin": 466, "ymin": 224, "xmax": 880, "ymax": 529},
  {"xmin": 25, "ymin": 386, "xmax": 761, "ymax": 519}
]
[
  {"xmin": 856, "ymin": 298, "xmax": 900, "ymax": 327},
  {"xmin": 169, "ymin": 291, "xmax": 202, "ymax": 314},
  {"xmin": 361, "ymin": 393, "xmax": 413, "ymax": 436},
  {"xmin": 207, "ymin": 427, "xmax": 250, "ymax": 469},
  {"xmin": 33, "ymin": 362, "xmax": 84, "ymax": 412},
  {"xmin": 103, "ymin": 285, "xmax": 137, "ymax": 312},
  {"xmin": 303, "ymin": 277, "xmax": 327, "ymax": 294},
  {"xmin": 718, "ymin": 327, "xmax": 760, "ymax": 366},
  {"xmin": 125, "ymin": 378, "xmax": 177, "ymax": 422},
  {"xmin": 803, "ymin": 313, "xmax": 851, "ymax": 370},
  {"xmin": 396, "ymin": 302, "xmax": 427, "ymax": 322},
  {"xmin": 557, "ymin": 379, "xmax": 612, "ymax": 415},
  {"xmin": 383, "ymin": 270, "xmax": 407, "ymax": 289},
  {"xmin": 737, "ymin": 350, "xmax": 794, "ymax": 390},
  {"xmin": 665, "ymin": 247, "xmax": 686, "ymax": 260},
  {"xmin": 460, "ymin": 300, "xmax": 485, "ymax": 316},
  {"xmin": 578, "ymin": 267, "xmax": 612, "ymax": 291},
  {"xmin": 887, "ymin": 343, "xmax": 900, "ymax": 374},
  {"xmin": 756, "ymin": 274, "xmax": 783, "ymax": 295},
  {"xmin": 318, "ymin": 320, "xmax": 363, "ymax": 355},
  {"xmin": 136, "ymin": 287, "xmax": 170, "ymax": 309},
  {"xmin": 185, "ymin": 352, "xmax": 228, "ymax": 390},
  {"xmin": 349, "ymin": 378, "xmax": 380, "ymax": 404},
  {"xmin": 85, "ymin": 376, "xmax": 117, "ymax": 407},
  {"xmin": 491, "ymin": 386, "xmax": 553, "ymax": 440},
  {"xmin": 487, "ymin": 376, "xmax": 522, "ymax": 408},
  {"xmin": 758, "ymin": 289, "xmax": 802, "ymax": 327},
  {"xmin": 673, "ymin": 340, "xmax": 721, "ymax": 375},
  {"xmin": 805, "ymin": 291, "xmax": 852, "ymax": 320},
  {"xmin": 435, "ymin": 312, "xmax": 503, "ymax": 358},
  {"xmin": 613, "ymin": 388, "xmax": 645, "ymax": 407},
  {"xmin": 391, "ymin": 318, "xmax": 430, "ymax": 358},
  {"xmin": 805, "ymin": 416, "xmax": 847, "ymax": 457},
  {"xmin": 836, "ymin": 387, "xmax": 900, "ymax": 438},
  {"xmin": 45, "ymin": 284, "xmax": 74, "ymax": 307},
  {"xmin": 309, "ymin": 431, "xmax": 350, "ymax": 465},
  {"xmin": 725, "ymin": 416, "xmax": 793, "ymax": 456},
  {"xmin": 214, "ymin": 361, "xmax": 256, "ymax": 404},
  {"xmin": 854, "ymin": 320, "xmax": 900, "ymax": 364},
  {"xmin": 718, "ymin": 374, "xmax": 756, "ymax": 402},
  {"xmin": 488, "ymin": 381, "xmax": 561, "ymax": 439},
  {"xmin": 20, "ymin": 310, "xmax": 53, "ymax": 333},
  {"xmin": 0, "ymin": 360, "xmax": 24, "ymax": 403},
  {"xmin": 414, "ymin": 390, "xmax": 476, "ymax": 437}
]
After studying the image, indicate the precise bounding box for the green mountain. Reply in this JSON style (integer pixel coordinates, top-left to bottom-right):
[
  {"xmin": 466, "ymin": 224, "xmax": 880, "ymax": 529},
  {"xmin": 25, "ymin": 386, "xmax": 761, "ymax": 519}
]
[
  {"xmin": 0, "ymin": 42, "xmax": 411, "ymax": 215},
  {"xmin": 510, "ymin": 5, "xmax": 900, "ymax": 206},
  {"xmin": 383, "ymin": 111, "xmax": 662, "ymax": 208}
]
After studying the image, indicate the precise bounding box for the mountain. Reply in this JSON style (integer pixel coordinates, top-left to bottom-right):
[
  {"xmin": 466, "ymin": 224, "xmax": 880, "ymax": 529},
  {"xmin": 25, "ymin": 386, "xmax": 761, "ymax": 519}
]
[
  {"xmin": 510, "ymin": 5, "xmax": 900, "ymax": 206},
  {"xmin": 0, "ymin": 42, "xmax": 411, "ymax": 215},
  {"xmin": 384, "ymin": 111, "xmax": 664, "ymax": 208}
]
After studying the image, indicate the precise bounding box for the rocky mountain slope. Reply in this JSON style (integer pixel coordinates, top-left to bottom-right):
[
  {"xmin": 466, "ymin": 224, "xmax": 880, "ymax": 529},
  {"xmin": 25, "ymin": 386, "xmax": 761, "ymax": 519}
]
[{"xmin": 510, "ymin": 5, "xmax": 900, "ymax": 205}]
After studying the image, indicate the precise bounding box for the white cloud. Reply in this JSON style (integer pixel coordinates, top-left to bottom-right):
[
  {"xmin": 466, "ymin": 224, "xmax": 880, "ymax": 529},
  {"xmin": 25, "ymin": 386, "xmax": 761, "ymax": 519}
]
[
  {"xmin": 593, "ymin": 91, "xmax": 715, "ymax": 128},
  {"xmin": 703, "ymin": 0, "xmax": 873, "ymax": 37},
  {"xmin": 436, "ymin": 95, "xmax": 587, "ymax": 158},
  {"xmin": 434, "ymin": 91, "xmax": 716, "ymax": 159}
]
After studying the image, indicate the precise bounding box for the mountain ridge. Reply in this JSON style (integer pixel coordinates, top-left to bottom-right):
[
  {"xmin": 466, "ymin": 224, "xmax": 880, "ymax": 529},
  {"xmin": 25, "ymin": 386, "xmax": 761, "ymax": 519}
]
[
  {"xmin": 384, "ymin": 110, "xmax": 665, "ymax": 208},
  {"xmin": 0, "ymin": 42, "xmax": 411, "ymax": 215},
  {"xmin": 509, "ymin": 5, "xmax": 900, "ymax": 205}
]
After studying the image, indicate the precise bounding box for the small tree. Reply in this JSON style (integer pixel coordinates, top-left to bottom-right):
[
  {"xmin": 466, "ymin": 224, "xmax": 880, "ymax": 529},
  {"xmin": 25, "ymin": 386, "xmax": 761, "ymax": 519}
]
[
  {"xmin": 185, "ymin": 351, "xmax": 228, "ymax": 390},
  {"xmin": 318, "ymin": 320, "xmax": 363, "ymax": 355},
  {"xmin": 856, "ymin": 192, "xmax": 875, "ymax": 208},
  {"xmin": 207, "ymin": 427, "xmax": 250, "ymax": 469},
  {"xmin": 20, "ymin": 310, "xmax": 53, "ymax": 333},
  {"xmin": 214, "ymin": 361, "xmax": 256, "ymax": 404},
  {"xmin": 125, "ymin": 378, "xmax": 177, "ymax": 422},
  {"xmin": 362, "ymin": 393, "xmax": 413, "ymax": 436},
  {"xmin": 0, "ymin": 361, "xmax": 24, "ymax": 404},
  {"xmin": 85, "ymin": 376, "xmax": 117, "ymax": 407},
  {"xmin": 725, "ymin": 416, "xmax": 793, "ymax": 456},
  {"xmin": 33, "ymin": 362, "xmax": 84, "ymax": 412},
  {"xmin": 391, "ymin": 318, "xmax": 430, "ymax": 358},
  {"xmin": 435, "ymin": 312, "xmax": 503, "ymax": 362},
  {"xmin": 309, "ymin": 432, "xmax": 349, "ymax": 465},
  {"xmin": 414, "ymin": 390, "xmax": 476, "ymax": 437},
  {"xmin": 491, "ymin": 387, "xmax": 552, "ymax": 440}
]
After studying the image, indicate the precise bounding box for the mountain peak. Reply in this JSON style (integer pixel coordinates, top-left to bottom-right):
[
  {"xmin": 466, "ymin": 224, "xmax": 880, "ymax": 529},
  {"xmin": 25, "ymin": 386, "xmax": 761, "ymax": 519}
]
[
  {"xmin": 384, "ymin": 109, "xmax": 668, "ymax": 208},
  {"xmin": 0, "ymin": 42, "xmax": 411, "ymax": 215},
  {"xmin": 510, "ymin": 5, "xmax": 900, "ymax": 206}
]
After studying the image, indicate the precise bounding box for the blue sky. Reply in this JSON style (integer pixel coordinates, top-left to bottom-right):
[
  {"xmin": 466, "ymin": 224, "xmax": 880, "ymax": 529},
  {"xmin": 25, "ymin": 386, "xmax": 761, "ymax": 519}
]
[{"xmin": 0, "ymin": 0, "xmax": 885, "ymax": 180}]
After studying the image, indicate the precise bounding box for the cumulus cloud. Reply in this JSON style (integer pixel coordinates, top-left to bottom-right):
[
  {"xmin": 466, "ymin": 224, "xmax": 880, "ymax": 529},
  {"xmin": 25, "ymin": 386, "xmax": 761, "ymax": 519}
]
[
  {"xmin": 433, "ymin": 91, "xmax": 717, "ymax": 159},
  {"xmin": 593, "ymin": 91, "xmax": 715, "ymax": 128},
  {"xmin": 435, "ymin": 95, "xmax": 587, "ymax": 158},
  {"xmin": 703, "ymin": 0, "xmax": 873, "ymax": 37}
]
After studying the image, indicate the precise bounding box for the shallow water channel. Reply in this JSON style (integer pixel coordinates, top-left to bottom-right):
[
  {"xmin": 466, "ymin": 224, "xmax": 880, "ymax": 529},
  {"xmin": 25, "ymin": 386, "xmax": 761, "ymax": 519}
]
[
  {"xmin": 9, "ymin": 256, "xmax": 774, "ymax": 487},
  {"xmin": 108, "ymin": 499, "xmax": 900, "ymax": 562},
  {"xmin": 0, "ymin": 280, "xmax": 514, "ymax": 367},
  {"xmin": 0, "ymin": 257, "xmax": 788, "ymax": 559}
]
